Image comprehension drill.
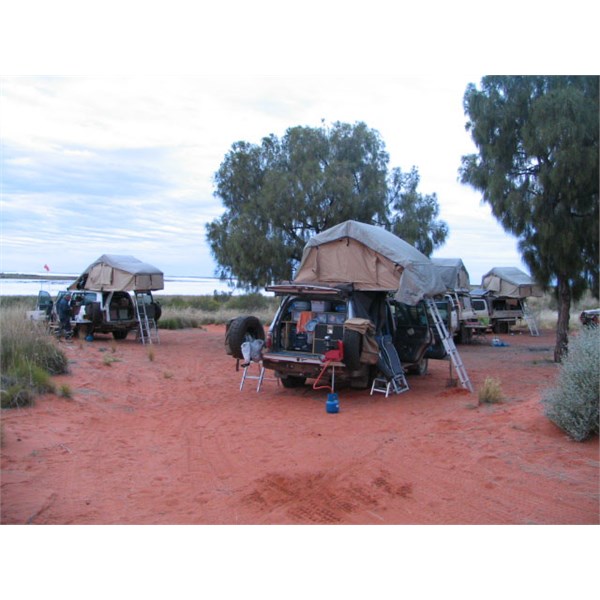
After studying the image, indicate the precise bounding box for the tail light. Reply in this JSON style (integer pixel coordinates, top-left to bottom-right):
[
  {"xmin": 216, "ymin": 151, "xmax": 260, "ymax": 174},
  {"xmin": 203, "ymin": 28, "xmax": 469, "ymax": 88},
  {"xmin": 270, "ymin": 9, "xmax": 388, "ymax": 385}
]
[{"xmin": 266, "ymin": 331, "xmax": 272, "ymax": 350}]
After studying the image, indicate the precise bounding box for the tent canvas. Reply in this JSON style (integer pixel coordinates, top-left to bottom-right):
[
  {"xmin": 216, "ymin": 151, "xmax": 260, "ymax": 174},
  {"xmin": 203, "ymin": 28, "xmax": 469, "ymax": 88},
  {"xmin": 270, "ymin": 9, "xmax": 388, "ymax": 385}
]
[
  {"xmin": 431, "ymin": 258, "xmax": 471, "ymax": 291},
  {"xmin": 293, "ymin": 220, "xmax": 445, "ymax": 305},
  {"xmin": 69, "ymin": 254, "xmax": 164, "ymax": 291},
  {"xmin": 480, "ymin": 267, "xmax": 542, "ymax": 298}
]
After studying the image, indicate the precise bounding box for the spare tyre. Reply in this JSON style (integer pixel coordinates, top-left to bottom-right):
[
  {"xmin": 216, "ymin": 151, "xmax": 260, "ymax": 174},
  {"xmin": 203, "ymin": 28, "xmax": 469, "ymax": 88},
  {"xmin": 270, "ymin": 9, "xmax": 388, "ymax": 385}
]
[{"xmin": 225, "ymin": 315, "xmax": 266, "ymax": 359}]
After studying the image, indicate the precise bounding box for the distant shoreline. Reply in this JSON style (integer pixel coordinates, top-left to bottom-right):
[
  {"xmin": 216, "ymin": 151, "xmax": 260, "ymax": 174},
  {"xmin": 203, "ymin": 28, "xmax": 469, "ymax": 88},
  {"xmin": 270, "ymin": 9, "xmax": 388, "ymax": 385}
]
[{"xmin": 0, "ymin": 273, "xmax": 75, "ymax": 281}]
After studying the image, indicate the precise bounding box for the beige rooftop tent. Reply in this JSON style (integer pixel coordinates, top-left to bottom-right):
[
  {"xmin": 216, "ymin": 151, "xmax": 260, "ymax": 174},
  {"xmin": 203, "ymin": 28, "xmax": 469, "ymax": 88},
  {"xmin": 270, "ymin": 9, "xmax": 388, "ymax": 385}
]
[
  {"xmin": 480, "ymin": 267, "xmax": 542, "ymax": 298},
  {"xmin": 431, "ymin": 258, "xmax": 471, "ymax": 292},
  {"xmin": 293, "ymin": 220, "xmax": 446, "ymax": 305},
  {"xmin": 69, "ymin": 254, "xmax": 164, "ymax": 292}
]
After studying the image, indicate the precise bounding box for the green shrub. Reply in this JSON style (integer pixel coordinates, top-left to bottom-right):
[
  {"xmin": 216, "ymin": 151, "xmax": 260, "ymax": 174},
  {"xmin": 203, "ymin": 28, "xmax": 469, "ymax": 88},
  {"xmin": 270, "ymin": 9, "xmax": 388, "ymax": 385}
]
[
  {"xmin": 542, "ymin": 327, "xmax": 600, "ymax": 441},
  {"xmin": 0, "ymin": 304, "xmax": 68, "ymax": 408},
  {"xmin": 1, "ymin": 382, "xmax": 34, "ymax": 408},
  {"xmin": 58, "ymin": 384, "xmax": 73, "ymax": 399}
]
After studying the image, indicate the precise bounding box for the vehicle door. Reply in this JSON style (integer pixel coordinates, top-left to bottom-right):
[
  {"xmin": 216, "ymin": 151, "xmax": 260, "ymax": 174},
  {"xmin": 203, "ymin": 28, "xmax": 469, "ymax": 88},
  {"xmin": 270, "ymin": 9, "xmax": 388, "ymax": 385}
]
[
  {"xmin": 389, "ymin": 300, "xmax": 434, "ymax": 364},
  {"xmin": 27, "ymin": 290, "xmax": 53, "ymax": 321}
]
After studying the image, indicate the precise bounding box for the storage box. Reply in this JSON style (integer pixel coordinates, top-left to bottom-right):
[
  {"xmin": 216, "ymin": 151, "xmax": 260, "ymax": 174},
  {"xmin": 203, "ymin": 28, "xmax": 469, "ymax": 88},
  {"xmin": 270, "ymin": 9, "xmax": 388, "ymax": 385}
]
[
  {"xmin": 292, "ymin": 300, "xmax": 311, "ymax": 311},
  {"xmin": 311, "ymin": 300, "xmax": 331, "ymax": 312},
  {"xmin": 327, "ymin": 312, "xmax": 345, "ymax": 325},
  {"xmin": 314, "ymin": 323, "xmax": 344, "ymax": 340}
]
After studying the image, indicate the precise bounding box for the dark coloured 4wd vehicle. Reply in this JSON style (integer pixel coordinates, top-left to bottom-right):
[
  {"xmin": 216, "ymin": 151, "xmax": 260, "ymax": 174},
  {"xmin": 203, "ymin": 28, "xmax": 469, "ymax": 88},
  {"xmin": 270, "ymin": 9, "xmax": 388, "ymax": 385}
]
[{"xmin": 226, "ymin": 283, "xmax": 434, "ymax": 389}]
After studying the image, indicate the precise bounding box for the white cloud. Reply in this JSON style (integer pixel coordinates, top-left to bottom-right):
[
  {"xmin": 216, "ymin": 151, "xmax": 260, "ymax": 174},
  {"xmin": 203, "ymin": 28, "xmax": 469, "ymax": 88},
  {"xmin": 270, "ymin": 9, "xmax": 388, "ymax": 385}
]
[{"xmin": 1, "ymin": 75, "xmax": 530, "ymax": 279}]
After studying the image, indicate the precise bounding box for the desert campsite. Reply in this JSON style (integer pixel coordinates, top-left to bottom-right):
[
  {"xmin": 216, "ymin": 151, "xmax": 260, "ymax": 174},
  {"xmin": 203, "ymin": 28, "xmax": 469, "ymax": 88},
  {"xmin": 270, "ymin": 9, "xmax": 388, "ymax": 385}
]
[
  {"xmin": 1, "ymin": 321, "xmax": 597, "ymax": 525},
  {"xmin": 1, "ymin": 69, "xmax": 598, "ymax": 599}
]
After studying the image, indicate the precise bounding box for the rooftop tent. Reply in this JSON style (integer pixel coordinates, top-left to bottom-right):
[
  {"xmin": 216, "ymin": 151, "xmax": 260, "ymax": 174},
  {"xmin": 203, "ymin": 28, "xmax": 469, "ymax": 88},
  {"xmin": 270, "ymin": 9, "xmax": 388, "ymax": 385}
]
[
  {"xmin": 431, "ymin": 258, "xmax": 471, "ymax": 292},
  {"xmin": 293, "ymin": 220, "xmax": 446, "ymax": 305},
  {"xmin": 69, "ymin": 254, "xmax": 164, "ymax": 292},
  {"xmin": 480, "ymin": 267, "xmax": 543, "ymax": 298}
]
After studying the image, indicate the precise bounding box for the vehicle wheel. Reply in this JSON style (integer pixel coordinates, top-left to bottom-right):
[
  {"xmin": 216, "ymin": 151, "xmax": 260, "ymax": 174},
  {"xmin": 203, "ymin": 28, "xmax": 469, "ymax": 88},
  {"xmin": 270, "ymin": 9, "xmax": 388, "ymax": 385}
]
[
  {"xmin": 225, "ymin": 316, "xmax": 266, "ymax": 359},
  {"xmin": 408, "ymin": 357, "xmax": 428, "ymax": 375},
  {"xmin": 153, "ymin": 303, "xmax": 162, "ymax": 322},
  {"xmin": 342, "ymin": 328, "xmax": 362, "ymax": 371},
  {"xmin": 456, "ymin": 324, "xmax": 472, "ymax": 344},
  {"xmin": 493, "ymin": 321, "xmax": 509, "ymax": 334},
  {"xmin": 281, "ymin": 376, "xmax": 306, "ymax": 388},
  {"xmin": 113, "ymin": 330, "xmax": 128, "ymax": 340},
  {"xmin": 350, "ymin": 373, "xmax": 370, "ymax": 389}
]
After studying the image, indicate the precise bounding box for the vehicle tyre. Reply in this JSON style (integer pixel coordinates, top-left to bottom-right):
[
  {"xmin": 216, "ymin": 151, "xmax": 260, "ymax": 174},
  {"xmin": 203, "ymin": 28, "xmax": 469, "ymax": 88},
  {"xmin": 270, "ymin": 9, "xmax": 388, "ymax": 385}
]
[
  {"xmin": 153, "ymin": 303, "xmax": 162, "ymax": 322},
  {"xmin": 113, "ymin": 330, "xmax": 128, "ymax": 340},
  {"xmin": 493, "ymin": 321, "xmax": 509, "ymax": 334},
  {"xmin": 342, "ymin": 328, "xmax": 362, "ymax": 371},
  {"xmin": 456, "ymin": 324, "xmax": 472, "ymax": 344},
  {"xmin": 225, "ymin": 315, "xmax": 265, "ymax": 359},
  {"xmin": 408, "ymin": 357, "xmax": 428, "ymax": 375},
  {"xmin": 281, "ymin": 375, "xmax": 306, "ymax": 388}
]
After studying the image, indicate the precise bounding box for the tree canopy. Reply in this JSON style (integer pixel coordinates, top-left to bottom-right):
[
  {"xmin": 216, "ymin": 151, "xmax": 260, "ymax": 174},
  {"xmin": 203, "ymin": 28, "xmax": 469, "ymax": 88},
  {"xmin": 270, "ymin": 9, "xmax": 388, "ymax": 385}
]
[
  {"xmin": 459, "ymin": 76, "xmax": 599, "ymax": 360},
  {"xmin": 206, "ymin": 121, "xmax": 448, "ymax": 289}
]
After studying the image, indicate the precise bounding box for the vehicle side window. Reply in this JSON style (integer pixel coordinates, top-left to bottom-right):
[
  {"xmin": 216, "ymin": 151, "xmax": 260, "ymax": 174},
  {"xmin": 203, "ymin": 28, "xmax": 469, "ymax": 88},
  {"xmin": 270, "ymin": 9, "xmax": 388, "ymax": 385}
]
[
  {"xmin": 435, "ymin": 301, "xmax": 449, "ymax": 321},
  {"xmin": 392, "ymin": 301, "xmax": 428, "ymax": 326},
  {"xmin": 415, "ymin": 302, "xmax": 429, "ymax": 326},
  {"xmin": 472, "ymin": 299, "xmax": 486, "ymax": 311}
]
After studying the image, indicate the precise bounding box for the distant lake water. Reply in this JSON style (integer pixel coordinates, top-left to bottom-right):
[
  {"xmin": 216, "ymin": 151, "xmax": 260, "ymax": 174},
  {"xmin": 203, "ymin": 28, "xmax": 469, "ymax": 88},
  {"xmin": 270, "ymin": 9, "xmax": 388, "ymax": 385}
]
[{"xmin": 0, "ymin": 275, "xmax": 246, "ymax": 297}]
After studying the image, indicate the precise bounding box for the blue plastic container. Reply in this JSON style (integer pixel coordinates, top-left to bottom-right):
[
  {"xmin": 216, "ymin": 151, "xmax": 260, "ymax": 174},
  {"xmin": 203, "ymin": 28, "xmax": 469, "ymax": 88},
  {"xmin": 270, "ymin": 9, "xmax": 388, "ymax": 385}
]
[{"xmin": 326, "ymin": 393, "xmax": 339, "ymax": 413}]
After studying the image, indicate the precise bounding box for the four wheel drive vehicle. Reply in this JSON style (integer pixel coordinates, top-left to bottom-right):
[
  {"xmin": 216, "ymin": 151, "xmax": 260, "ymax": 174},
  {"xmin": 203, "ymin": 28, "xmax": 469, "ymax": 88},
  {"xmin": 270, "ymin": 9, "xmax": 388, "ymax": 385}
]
[
  {"xmin": 225, "ymin": 283, "xmax": 434, "ymax": 389},
  {"xmin": 429, "ymin": 259, "xmax": 478, "ymax": 344},
  {"xmin": 470, "ymin": 292, "xmax": 525, "ymax": 334},
  {"xmin": 580, "ymin": 308, "xmax": 600, "ymax": 326},
  {"xmin": 431, "ymin": 292, "xmax": 479, "ymax": 344},
  {"xmin": 29, "ymin": 288, "xmax": 161, "ymax": 340}
]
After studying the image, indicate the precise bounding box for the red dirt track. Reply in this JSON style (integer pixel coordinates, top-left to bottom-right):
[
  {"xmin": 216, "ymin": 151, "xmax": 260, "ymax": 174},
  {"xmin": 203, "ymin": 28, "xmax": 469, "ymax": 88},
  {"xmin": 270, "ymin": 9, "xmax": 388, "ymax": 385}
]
[{"xmin": 1, "ymin": 326, "xmax": 598, "ymax": 525}]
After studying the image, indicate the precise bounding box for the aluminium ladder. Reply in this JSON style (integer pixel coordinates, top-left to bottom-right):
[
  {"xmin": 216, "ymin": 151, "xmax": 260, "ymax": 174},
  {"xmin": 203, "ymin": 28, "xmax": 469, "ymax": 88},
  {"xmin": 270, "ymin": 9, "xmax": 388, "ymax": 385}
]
[
  {"xmin": 425, "ymin": 298, "xmax": 473, "ymax": 392},
  {"xmin": 521, "ymin": 300, "xmax": 540, "ymax": 336},
  {"xmin": 134, "ymin": 292, "xmax": 159, "ymax": 345}
]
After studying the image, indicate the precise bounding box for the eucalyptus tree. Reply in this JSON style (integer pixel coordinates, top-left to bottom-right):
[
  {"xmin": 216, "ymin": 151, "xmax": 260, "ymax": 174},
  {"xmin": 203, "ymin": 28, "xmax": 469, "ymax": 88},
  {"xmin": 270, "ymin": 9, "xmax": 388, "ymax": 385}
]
[
  {"xmin": 459, "ymin": 76, "xmax": 599, "ymax": 361},
  {"xmin": 207, "ymin": 121, "xmax": 448, "ymax": 289}
]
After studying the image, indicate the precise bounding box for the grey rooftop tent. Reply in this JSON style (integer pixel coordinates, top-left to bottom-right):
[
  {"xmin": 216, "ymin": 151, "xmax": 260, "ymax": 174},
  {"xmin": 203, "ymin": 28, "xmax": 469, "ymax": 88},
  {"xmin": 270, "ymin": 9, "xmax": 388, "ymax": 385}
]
[
  {"xmin": 431, "ymin": 258, "xmax": 471, "ymax": 292},
  {"xmin": 293, "ymin": 220, "xmax": 446, "ymax": 305},
  {"xmin": 480, "ymin": 267, "xmax": 542, "ymax": 298},
  {"xmin": 69, "ymin": 254, "xmax": 164, "ymax": 292}
]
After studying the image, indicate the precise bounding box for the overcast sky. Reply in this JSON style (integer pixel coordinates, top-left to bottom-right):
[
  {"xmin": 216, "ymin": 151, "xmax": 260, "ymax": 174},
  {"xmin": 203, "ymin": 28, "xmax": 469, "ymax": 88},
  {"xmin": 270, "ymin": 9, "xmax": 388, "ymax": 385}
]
[
  {"xmin": 1, "ymin": 2, "xmax": 596, "ymax": 288},
  {"xmin": 0, "ymin": 75, "xmax": 526, "ymax": 284}
]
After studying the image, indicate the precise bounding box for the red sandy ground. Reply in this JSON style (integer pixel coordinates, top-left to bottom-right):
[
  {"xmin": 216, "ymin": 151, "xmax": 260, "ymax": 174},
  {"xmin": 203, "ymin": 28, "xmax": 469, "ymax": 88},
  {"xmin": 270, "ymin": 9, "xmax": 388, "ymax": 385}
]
[{"xmin": 1, "ymin": 325, "xmax": 598, "ymax": 525}]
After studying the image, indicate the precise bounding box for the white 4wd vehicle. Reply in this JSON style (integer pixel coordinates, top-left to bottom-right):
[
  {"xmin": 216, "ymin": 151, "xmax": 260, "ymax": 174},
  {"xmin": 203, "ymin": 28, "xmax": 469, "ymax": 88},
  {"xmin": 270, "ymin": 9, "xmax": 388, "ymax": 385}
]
[
  {"xmin": 30, "ymin": 289, "xmax": 161, "ymax": 340},
  {"xmin": 433, "ymin": 292, "xmax": 479, "ymax": 343}
]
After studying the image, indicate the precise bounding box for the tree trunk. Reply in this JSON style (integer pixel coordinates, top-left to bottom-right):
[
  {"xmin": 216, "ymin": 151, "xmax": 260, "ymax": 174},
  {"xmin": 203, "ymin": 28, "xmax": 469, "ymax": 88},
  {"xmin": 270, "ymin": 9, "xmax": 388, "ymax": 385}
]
[{"xmin": 554, "ymin": 276, "xmax": 571, "ymax": 363}]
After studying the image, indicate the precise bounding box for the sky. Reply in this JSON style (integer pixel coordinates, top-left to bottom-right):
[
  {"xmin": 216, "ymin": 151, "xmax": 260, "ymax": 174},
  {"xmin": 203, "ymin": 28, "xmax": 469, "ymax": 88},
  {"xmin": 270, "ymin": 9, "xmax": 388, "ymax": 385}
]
[
  {"xmin": 1, "ymin": 3, "xmax": 596, "ymax": 289},
  {"xmin": 0, "ymin": 74, "xmax": 529, "ymax": 285}
]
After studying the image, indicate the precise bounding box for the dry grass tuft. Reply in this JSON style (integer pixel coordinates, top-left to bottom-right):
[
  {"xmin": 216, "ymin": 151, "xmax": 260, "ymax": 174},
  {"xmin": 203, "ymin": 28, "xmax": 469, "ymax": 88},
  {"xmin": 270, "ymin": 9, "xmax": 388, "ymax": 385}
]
[{"xmin": 478, "ymin": 377, "xmax": 504, "ymax": 404}]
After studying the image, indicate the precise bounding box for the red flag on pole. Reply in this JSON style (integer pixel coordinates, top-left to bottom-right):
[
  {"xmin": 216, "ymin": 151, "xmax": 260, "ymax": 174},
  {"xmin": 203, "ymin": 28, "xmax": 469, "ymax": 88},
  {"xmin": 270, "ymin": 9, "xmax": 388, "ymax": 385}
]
[{"xmin": 43, "ymin": 264, "xmax": 50, "ymax": 272}]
